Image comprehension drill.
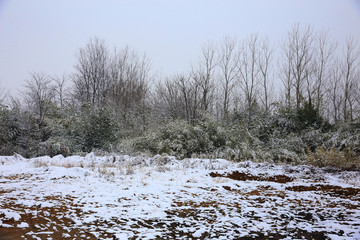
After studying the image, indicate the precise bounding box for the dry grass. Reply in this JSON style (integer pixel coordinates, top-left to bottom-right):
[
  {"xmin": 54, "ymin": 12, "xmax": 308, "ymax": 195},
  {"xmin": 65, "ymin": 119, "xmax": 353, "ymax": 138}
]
[
  {"xmin": 33, "ymin": 159, "xmax": 49, "ymax": 168},
  {"xmin": 125, "ymin": 165, "xmax": 135, "ymax": 175},
  {"xmin": 32, "ymin": 156, "xmax": 138, "ymax": 180},
  {"xmin": 33, "ymin": 159, "xmax": 84, "ymax": 169},
  {"xmin": 305, "ymin": 146, "xmax": 360, "ymax": 170}
]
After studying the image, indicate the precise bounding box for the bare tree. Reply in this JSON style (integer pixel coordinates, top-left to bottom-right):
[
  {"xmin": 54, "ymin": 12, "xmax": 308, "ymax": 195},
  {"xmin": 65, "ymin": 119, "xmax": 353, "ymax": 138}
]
[
  {"xmin": 217, "ymin": 35, "xmax": 239, "ymax": 118},
  {"xmin": 154, "ymin": 73, "xmax": 202, "ymax": 123},
  {"xmin": 73, "ymin": 37, "xmax": 110, "ymax": 108},
  {"xmin": 279, "ymin": 24, "xmax": 315, "ymax": 111},
  {"xmin": 108, "ymin": 46, "xmax": 151, "ymax": 123},
  {"xmin": 279, "ymin": 35, "xmax": 295, "ymax": 110},
  {"xmin": 192, "ymin": 41, "xmax": 216, "ymax": 112},
  {"xmin": 187, "ymin": 76, "xmax": 201, "ymax": 123},
  {"xmin": 341, "ymin": 36, "xmax": 360, "ymax": 122},
  {"xmin": 52, "ymin": 74, "xmax": 69, "ymax": 108},
  {"xmin": 176, "ymin": 74, "xmax": 201, "ymax": 123},
  {"xmin": 288, "ymin": 24, "xmax": 315, "ymax": 111},
  {"xmin": 154, "ymin": 77, "xmax": 184, "ymax": 120},
  {"xmin": 326, "ymin": 59, "xmax": 343, "ymax": 123},
  {"xmin": 23, "ymin": 72, "xmax": 54, "ymax": 124},
  {"xmin": 258, "ymin": 37, "xmax": 274, "ymax": 113},
  {"xmin": 237, "ymin": 34, "xmax": 260, "ymax": 116},
  {"xmin": 355, "ymin": 69, "xmax": 360, "ymax": 119},
  {"xmin": 312, "ymin": 30, "xmax": 336, "ymax": 116},
  {"xmin": 108, "ymin": 47, "xmax": 129, "ymax": 109}
]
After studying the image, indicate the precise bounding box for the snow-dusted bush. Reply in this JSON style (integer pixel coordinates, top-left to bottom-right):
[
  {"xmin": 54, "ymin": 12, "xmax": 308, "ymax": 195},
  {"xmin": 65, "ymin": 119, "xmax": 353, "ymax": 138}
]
[
  {"xmin": 0, "ymin": 108, "xmax": 49, "ymax": 157},
  {"xmin": 0, "ymin": 107, "xmax": 21, "ymax": 155},
  {"xmin": 301, "ymin": 128, "xmax": 328, "ymax": 151},
  {"xmin": 324, "ymin": 121, "xmax": 360, "ymax": 152},
  {"xmin": 38, "ymin": 138, "xmax": 71, "ymax": 157},
  {"xmin": 69, "ymin": 106, "xmax": 119, "ymax": 152},
  {"xmin": 134, "ymin": 120, "xmax": 215, "ymax": 159}
]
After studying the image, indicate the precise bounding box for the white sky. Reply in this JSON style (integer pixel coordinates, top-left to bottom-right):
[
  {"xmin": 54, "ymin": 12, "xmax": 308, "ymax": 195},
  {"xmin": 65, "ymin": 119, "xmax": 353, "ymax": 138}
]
[{"xmin": 1, "ymin": 0, "xmax": 360, "ymax": 96}]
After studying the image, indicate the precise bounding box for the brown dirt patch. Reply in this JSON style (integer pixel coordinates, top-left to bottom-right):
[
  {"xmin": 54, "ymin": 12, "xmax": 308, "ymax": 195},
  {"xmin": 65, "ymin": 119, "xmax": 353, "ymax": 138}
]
[
  {"xmin": 0, "ymin": 196, "xmax": 98, "ymax": 239},
  {"xmin": 4, "ymin": 174, "xmax": 33, "ymax": 181},
  {"xmin": 286, "ymin": 184, "xmax": 360, "ymax": 199},
  {"xmin": 210, "ymin": 171, "xmax": 293, "ymax": 183}
]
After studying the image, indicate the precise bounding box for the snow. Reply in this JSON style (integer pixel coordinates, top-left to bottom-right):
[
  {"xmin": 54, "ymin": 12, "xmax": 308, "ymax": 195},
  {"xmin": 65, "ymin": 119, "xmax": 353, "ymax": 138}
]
[
  {"xmin": 0, "ymin": 209, "xmax": 21, "ymax": 221},
  {"xmin": 17, "ymin": 222, "xmax": 29, "ymax": 228},
  {"xmin": 193, "ymin": 228, "xmax": 206, "ymax": 237},
  {"xmin": 0, "ymin": 154, "xmax": 359, "ymax": 239}
]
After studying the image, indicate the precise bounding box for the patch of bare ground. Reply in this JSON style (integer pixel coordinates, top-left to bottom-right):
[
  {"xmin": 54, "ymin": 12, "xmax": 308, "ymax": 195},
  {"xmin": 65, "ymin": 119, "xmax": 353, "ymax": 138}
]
[
  {"xmin": 165, "ymin": 197, "xmax": 338, "ymax": 240},
  {"xmin": 210, "ymin": 171, "xmax": 293, "ymax": 183},
  {"xmin": 0, "ymin": 198, "xmax": 98, "ymax": 239},
  {"xmin": 1, "ymin": 170, "xmax": 359, "ymax": 239},
  {"xmin": 286, "ymin": 184, "xmax": 360, "ymax": 200},
  {"xmin": 0, "ymin": 196, "xmax": 149, "ymax": 239},
  {"xmin": 3, "ymin": 174, "xmax": 34, "ymax": 181},
  {"xmin": 233, "ymin": 230, "xmax": 330, "ymax": 240}
]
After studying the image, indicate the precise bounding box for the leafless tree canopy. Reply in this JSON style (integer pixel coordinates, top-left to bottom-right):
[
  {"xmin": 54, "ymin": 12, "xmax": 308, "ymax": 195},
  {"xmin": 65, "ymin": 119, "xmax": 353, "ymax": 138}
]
[
  {"xmin": 217, "ymin": 35, "xmax": 239, "ymax": 118},
  {"xmin": 52, "ymin": 74, "xmax": 70, "ymax": 108},
  {"xmin": 341, "ymin": 37, "xmax": 360, "ymax": 122},
  {"xmin": 73, "ymin": 37, "xmax": 110, "ymax": 108},
  {"xmin": 191, "ymin": 41, "xmax": 217, "ymax": 113},
  {"xmin": 23, "ymin": 72, "xmax": 54, "ymax": 124},
  {"xmin": 10, "ymin": 26, "xmax": 360, "ymax": 126},
  {"xmin": 71, "ymin": 37, "xmax": 153, "ymax": 129},
  {"xmin": 152, "ymin": 26, "xmax": 360, "ymax": 123},
  {"xmin": 108, "ymin": 46, "xmax": 151, "ymax": 114}
]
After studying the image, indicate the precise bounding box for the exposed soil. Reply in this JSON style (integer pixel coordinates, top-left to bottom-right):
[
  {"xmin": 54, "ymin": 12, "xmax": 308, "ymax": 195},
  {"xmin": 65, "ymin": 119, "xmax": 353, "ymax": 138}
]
[
  {"xmin": 210, "ymin": 171, "xmax": 293, "ymax": 183},
  {"xmin": 1, "ymin": 161, "xmax": 359, "ymax": 239},
  {"xmin": 286, "ymin": 184, "xmax": 360, "ymax": 199},
  {"xmin": 0, "ymin": 197, "xmax": 97, "ymax": 240}
]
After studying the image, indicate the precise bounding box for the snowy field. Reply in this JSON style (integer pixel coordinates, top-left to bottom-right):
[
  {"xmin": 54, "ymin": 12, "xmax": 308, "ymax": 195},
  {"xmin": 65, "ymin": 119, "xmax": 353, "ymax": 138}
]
[{"xmin": 0, "ymin": 154, "xmax": 360, "ymax": 240}]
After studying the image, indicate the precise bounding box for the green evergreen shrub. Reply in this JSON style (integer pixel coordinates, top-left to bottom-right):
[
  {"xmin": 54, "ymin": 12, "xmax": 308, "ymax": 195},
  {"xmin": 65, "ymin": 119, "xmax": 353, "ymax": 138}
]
[{"xmin": 70, "ymin": 106, "xmax": 118, "ymax": 152}]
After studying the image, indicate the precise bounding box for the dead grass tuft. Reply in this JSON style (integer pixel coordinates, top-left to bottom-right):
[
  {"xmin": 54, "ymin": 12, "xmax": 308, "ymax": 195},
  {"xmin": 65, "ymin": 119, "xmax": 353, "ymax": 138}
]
[
  {"xmin": 305, "ymin": 146, "xmax": 360, "ymax": 170},
  {"xmin": 33, "ymin": 159, "xmax": 49, "ymax": 168}
]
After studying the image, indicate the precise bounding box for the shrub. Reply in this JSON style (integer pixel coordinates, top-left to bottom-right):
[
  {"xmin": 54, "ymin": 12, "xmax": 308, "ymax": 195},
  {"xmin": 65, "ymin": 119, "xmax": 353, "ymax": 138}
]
[
  {"xmin": 70, "ymin": 106, "xmax": 118, "ymax": 152},
  {"xmin": 132, "ymin": 117, "xmax": 244, "ymax": 159},
  {"xmin": 0, "ymin": 107, "xmax": 21, "ymax": 155},
  {"xmin": 301, "ymin": 129, "xmax": 328, "ymax": 152},
  {"xmin": 305, "ymin": 146, "xmax": 360, "ymax": 170},
  {"xmin": 38, "ymin": 138, "xmax": 71, "ymax": 157},
  {"xmin": 146, "ymin": 120, "xmax": 214, "ymax": 158}
]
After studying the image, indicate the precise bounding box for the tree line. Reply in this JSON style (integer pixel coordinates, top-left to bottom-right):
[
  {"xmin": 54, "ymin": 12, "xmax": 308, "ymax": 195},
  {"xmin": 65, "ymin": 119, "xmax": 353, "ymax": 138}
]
[
  {"xmin": 8, "ymin": 24, "xmax": 360, "ymax": 125},
  {"xmin": 0, "ymin": 24, "xmax": 360, "ymax": 169}
]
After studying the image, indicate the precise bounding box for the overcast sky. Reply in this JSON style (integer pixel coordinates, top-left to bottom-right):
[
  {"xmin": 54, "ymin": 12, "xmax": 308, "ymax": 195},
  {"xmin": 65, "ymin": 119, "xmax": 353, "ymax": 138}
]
[{"xmin": 1, "ymin": 0, "xmax": 360, "ymax": 95}]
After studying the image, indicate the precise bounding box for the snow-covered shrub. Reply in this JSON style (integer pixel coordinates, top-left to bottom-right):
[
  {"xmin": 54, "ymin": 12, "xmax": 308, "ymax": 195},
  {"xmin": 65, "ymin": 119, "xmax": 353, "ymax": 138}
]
[
  {"xmin": 275, "ymin": 149, "xmax": 301, "ymax": 164},
  {"xmin": 325, "ymin": 121, "xmax": 360, "ymax": 152},
  {"xmin": 0, "ymin": 110, "xmax": 48, "ymax": 157},
  {"xmin": 301, "ymin": 128, "xmax": 328, "ymax": 151},
  {"xmin": 198, "ymin": 115, "xmax": 228, "ymax": 148},
  {"xmin": 69, "ymin": 106, "xmax": 118, "ymax": 152},
  {"xmin": 38, "ymin": 139, "xmax": 70, "ymax": 157},
  {"xmin": 297, "ymin": 100, "xmax": 323, "ymax": 128},
  {"xmin": 0, "ymin": 107, "xmax": 21, "ymax": 155},
  {"xmin": 273, "ymin": 109, "xmax": 300, "ymax": 132},
  {"xmin": 155, "ymin": 120, "xmax": 214, "ymax": 158},
  {"xmin": 133, "ymin": 118, "xmax": 232, "ymax": 159}
]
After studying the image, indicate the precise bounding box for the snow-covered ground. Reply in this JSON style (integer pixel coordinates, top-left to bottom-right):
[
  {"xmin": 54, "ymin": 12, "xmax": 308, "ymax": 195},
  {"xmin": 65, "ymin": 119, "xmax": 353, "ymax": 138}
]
[{"xmin": 0, "ymin": 153, "xmax": 359, "ymax": 239}]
